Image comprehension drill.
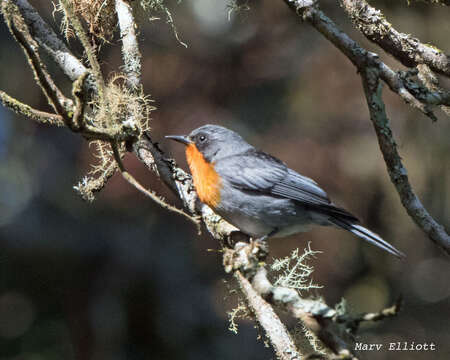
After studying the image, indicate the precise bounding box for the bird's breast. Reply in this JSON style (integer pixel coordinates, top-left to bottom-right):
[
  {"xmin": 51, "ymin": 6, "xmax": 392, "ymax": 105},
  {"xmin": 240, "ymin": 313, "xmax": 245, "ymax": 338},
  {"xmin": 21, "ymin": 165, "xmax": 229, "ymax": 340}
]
[{"xmin": 186, "ymin": 144, "xmax": 221, "ymax": 208}]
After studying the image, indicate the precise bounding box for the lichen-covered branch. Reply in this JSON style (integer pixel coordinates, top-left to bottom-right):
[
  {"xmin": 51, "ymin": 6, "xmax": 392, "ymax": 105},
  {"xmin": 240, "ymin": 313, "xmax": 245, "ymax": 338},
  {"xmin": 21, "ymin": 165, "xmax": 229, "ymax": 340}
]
[
  {"xmin": 283, "ymin": 0, "xmax": 448, "ymax": 121},
  {"xmin": 237, "ymin": 271, "xmax": 303, "ymax": 360},
  {"xmin": 59, "ymin": 0, "xmax": 106, "ymax": 99},
  {"xmin": 1, "ymin": 1, "xmax": 72, "ymax": 117},
  {"xmin": 1, "ymin": 2, "xmax": 414, "ymax": 358},
  {"xmin": 340, "ymin": 0, "xmax": 450, "ymax": 77},
  {"xmin": 224, "ymin": 242, "xmax": 402, "ymax": 358},
  {"xmin": 112, "ymin": 141, "xmax": 200, "ymax": 227},
  {"xmin": 0, "ymin": 90, "xmax": 65, "ymax": 126},
  {"xmin": 15, "ymin": 0, "xmax": 91, "ymax": 85},
  {"xmin": 361, "ymin": 68, "xmax": 450, "ymax": 255},
  {"xmin": 283, "ymin": 0, "xmax": 449, "ymax": 255},
  {"xmin": 115, "ymin": 0, "xmax": 142, "ymax": 88}
]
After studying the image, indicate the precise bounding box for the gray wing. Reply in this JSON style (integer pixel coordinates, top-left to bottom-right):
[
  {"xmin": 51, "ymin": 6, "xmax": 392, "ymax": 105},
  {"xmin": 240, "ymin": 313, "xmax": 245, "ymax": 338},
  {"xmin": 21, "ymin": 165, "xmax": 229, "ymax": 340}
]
[
  {"xmin": 216, "ymin": 149, "xmax": 358, "ymax": 221},
  {"xmin": 215, "ymin": 150, "xmax": 287, "ymax": 190}
]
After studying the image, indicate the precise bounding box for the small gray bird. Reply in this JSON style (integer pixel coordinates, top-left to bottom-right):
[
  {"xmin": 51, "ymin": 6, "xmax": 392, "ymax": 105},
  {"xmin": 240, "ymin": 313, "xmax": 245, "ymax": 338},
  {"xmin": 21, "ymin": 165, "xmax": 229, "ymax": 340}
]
[{"xmin": 166, "ymin": 124, "xmax": 405, "ymax": 258}]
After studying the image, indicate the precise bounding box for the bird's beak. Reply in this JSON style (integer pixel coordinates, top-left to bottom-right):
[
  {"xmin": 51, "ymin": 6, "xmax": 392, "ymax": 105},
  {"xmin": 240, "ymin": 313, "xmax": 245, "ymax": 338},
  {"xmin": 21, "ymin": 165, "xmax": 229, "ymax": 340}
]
[{"xmin": 165, "ymin": 135, "xmax": 192, "ymax": 145}]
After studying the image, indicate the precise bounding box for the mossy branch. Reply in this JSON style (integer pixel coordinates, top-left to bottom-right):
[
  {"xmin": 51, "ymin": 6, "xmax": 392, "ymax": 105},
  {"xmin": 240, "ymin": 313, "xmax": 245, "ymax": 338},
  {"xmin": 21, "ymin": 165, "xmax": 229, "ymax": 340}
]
[
  {"xmin": 59, "ymin": 0, "xmax": 106, "ymax": 101},
  {"xmin": 283, "ymin": 0, "xmax": 450, "ymax": 256},
  {"xmin": 1, "ymin": 1, "xmax": 72, "ymax": 119},
  {"xmin": 0, "ymin": 90, "xmax": 65, "ymax": 126},
  {"xmin": 340, "ymin": 0, "xmax": 450, "ymax": 77}
]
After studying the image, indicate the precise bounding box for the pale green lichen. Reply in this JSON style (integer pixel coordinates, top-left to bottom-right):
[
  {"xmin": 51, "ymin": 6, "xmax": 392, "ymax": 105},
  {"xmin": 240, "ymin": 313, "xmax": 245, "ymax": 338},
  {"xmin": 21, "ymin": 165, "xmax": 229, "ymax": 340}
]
[
  {"xmin": 271, "ymin": 243, "xmax": 322, "ymax": 293},
  {"xmin": 53, "ymin": 0, "xmax": 117, "ymax": 42},
  {"xmin": 227, "ymin": 301, "xmax": 250, "ymax": 334}
]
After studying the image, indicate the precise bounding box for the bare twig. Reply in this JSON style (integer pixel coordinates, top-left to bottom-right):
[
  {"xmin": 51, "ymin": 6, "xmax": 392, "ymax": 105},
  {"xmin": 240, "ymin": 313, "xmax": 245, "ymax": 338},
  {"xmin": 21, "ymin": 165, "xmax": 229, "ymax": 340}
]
[
  {"xmin": 361, "ymin": 68, "xmax": 450, "ymax": 255},
  {"xmin": 112, "ymin": 142, "xmax": 201, "ymax": 229},
  {"xmin": 340, "ymin": 0, "xmax": 450, "ymax": 77},
  {"xmin": 338, "ymin": 295, "xmax": 402, "ymax": 331}
]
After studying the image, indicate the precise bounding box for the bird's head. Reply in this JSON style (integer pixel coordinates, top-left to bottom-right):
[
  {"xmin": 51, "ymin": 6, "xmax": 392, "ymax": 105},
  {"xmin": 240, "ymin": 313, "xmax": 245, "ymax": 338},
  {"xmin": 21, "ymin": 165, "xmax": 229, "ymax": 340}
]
[{"xmin": 166, "ymin": 124, "xmax": 252, "ymax": 163}]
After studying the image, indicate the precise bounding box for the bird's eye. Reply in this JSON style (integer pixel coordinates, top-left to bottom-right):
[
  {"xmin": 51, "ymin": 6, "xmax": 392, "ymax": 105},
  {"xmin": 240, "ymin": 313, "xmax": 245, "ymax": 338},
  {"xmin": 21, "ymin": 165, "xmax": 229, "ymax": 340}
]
[{"xmin": 199, "ymin": 135, "xmax": 206, "ymax": 142}]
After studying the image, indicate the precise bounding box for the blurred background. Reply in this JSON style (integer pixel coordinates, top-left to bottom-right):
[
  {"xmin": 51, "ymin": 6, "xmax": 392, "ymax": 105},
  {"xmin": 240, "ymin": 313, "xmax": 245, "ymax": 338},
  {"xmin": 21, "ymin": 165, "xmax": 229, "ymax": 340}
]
[{"xmin": 0, "ymin": 1, "xmax": 449, "ymax": 359}]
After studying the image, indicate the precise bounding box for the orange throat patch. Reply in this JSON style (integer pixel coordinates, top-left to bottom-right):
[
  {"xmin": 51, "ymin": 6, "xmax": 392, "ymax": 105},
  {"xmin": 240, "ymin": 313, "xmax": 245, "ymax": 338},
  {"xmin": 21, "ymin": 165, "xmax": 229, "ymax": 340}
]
[{"xmin": 186, "ymin": 144, "xmax": 221, "ymax": 208}]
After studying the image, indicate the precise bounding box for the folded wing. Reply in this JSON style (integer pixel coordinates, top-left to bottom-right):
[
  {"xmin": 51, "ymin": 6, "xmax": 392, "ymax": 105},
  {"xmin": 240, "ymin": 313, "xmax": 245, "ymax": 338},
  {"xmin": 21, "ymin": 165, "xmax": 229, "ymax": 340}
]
[{"xmin": 216, "ymin": 149, "xmax": 357, "ymax": 221}]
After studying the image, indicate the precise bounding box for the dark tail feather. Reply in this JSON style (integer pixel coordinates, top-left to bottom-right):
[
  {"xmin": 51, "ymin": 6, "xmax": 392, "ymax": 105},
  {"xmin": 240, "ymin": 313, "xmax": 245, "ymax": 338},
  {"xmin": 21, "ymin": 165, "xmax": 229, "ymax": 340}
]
[{"xmin": 329, "ymin": 217, "xmax": 405, "ymax": 259}]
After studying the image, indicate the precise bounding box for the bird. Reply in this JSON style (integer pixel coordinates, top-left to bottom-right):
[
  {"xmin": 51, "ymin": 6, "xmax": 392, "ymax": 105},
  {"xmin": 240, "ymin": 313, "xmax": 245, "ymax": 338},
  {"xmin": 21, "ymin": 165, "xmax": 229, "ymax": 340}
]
[{"xmin": 166, "ymin": 124, "xmax": 405, "ymax": 258}]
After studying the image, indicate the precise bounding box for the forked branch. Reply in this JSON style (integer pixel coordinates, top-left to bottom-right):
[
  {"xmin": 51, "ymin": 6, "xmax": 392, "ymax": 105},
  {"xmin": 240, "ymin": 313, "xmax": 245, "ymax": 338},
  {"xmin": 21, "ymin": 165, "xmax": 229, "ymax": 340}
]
[{"xmin": 283, "ymin": 0, "xmax": 450, "ymax": 255}]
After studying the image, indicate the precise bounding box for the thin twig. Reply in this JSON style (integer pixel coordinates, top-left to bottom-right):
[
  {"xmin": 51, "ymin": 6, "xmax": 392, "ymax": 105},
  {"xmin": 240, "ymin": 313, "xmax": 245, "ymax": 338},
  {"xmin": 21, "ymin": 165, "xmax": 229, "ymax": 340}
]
[
  {"xmin": 0, "ymin": 90, "xmax": 65, "ymax": 126},
  {"xmin": 111, "ymin": 142, "xmax": 201, "ymax": 230},
  {"xmin": 72, "ymin": 71, "xmax": 90, "ymax": 131},
  {"xmin": 2, "ymin": 1, "xmax": 72, "ymax": 116},
  {"xmin": 60, "ymin": 0, "xmax": 106, "ymax": 100}
]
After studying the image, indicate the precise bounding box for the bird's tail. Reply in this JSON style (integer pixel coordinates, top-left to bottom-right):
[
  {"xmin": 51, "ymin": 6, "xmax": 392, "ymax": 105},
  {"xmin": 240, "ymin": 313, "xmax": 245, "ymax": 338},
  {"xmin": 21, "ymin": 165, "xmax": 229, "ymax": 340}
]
[{"xmin": 329, "ymin": 217, "xmax": 405, "ymax": 259}]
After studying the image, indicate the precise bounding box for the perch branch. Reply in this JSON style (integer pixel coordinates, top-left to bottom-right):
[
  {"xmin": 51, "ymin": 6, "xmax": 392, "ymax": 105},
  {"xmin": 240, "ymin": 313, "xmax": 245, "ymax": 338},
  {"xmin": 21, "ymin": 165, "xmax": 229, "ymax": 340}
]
[
  {"xmin": 237, "ymin": 271, "xmax": 303, "ymax": 360},
  {"xmin": 226, "ymin": 242, "xmax": 401, "ymax": 358},
  {"xmin": 2, "ymin": 3, "xmax": 410, "ymax": 358}
]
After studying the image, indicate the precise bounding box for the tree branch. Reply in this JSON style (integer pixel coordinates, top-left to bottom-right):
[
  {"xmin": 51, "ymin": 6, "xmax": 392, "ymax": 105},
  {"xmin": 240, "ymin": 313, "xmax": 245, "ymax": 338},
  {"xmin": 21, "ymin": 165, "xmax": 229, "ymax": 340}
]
[
  {"xmin": 115, "ymin": 0, "xmax": 142, "ymax": 89},
  {"xmin": 340, "ymin": 0, "xmax": 450, "ymax": 77},
  {"xmin": 236, "ymin": 271, "xmax": 303, "ymax": 360},
  {"xmin": 1, "ymin": 2, "xmax": 413, "ymax": 358},
  {"xmin": 283, "ymin": 0, "xmax": 450, "ymax": 255},
  {"xmin": 112, "ymin": 142, "xmax": 201, "ymax": 229},
  {"xmin": 15, "ymin": 0, "xmax": 91, "ymax": 86},
  {"xmin": 226, "ymin": 241, "xmax": 401, "ymax": 358},
  {"xmin": 361, "ymin": 68, "xmax": 450, "ymax": 255},
  {"xmin": 283, "ymin": 0, "xmax": 447, "ymax": 121},
  {"xmin": 2, "ymin": 1, "xmax": 72, "ymax": 116},
  {"xmin": 0, "ymin": 90, "xmax": 65, "ymax": 126},
  {"xmin": 59, "ymin": 0, "xmax": 106, "ymax": 100}
]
